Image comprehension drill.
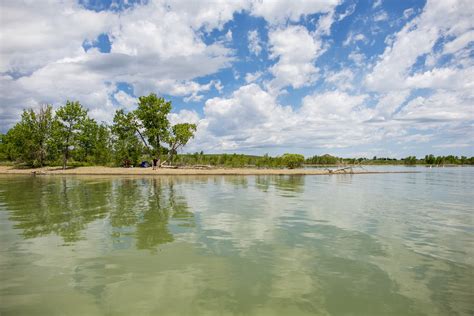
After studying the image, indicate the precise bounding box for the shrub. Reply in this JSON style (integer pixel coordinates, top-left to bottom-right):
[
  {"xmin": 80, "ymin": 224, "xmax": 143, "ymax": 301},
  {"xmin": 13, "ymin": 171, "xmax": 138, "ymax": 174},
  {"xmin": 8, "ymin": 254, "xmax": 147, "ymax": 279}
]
[{"xmin": 281, "ymin": 153, "xmax": 305, "ymax": 169}]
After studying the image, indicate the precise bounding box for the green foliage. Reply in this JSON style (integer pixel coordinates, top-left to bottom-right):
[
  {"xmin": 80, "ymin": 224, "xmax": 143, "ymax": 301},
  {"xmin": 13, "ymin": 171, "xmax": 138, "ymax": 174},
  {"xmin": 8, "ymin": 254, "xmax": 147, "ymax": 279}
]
[
  {"xmin": 281, "ymin": 153, "xmax": 305, "ymax": 169},
  {"xmin": 94, "ymin": 124, "xmax": 113, "ymax": 165},
  {"xmin": 425, "ymin": 154, "xmax": 435, "ymax": 164},
  {"xmin": 403, "ymin": 156, "xmax": 417, "ymax": 165},
  {"xmin": 55, "ymin": 101, "xmax": 88, "ymax": 169},
  {"xmin": 167, "ymin": 123, "xmax": 197, "ymax": 163},
  {"xmin": 135, "ymin": 94, "xmax": 172, "ymax": 157},
  {"xmin": 306, "ymin": 154, "xmax": 341, "ymax": 165},
  {"xmin": 111, "ymin": 110, "xmax": 143, "ymax": 167},
  {"xmin": 112, "ymin": 94, "xmax": 196, "ymax": 166},
  {"xmin": 1, "ymin": 105, "xmax": 55, "ymax": 167}
]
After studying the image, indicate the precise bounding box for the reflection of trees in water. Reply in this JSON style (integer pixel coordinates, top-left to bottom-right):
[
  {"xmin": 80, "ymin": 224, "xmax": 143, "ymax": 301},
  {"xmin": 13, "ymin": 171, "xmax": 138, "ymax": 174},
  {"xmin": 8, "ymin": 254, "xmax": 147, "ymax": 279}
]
[
  {"xmin": 1, "ymin": 177, "xmax": 194, "ymax": 250},
  {"xmin": 255, "ymin": 175, "xmax": 305, "ymax": 194},
  {"xmin": 222, "ymin": 176, "xmax": 248, "ymax": 188},
  {"xmin": 109, "ymin": 178, "xmax": 195, "ymax": 250},
  {"xmin": 1, "ymin": 177, "xmax": 111, "ymax": 242}
]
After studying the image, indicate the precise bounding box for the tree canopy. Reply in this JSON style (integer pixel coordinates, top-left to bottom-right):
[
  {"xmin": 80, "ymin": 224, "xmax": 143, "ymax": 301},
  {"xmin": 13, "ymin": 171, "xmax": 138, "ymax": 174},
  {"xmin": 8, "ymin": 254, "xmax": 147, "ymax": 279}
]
[{"xmin": 0, "ymin": 94, "xmax": 197, "ymax": 168}]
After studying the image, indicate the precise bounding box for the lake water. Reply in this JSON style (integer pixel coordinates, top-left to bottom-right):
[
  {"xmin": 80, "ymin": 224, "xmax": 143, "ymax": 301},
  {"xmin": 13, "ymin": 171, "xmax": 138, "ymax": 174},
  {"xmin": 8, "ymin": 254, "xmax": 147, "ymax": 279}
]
[{"xmin": 0, "ymin": 167, "xmax": 473, "ymax": 315}]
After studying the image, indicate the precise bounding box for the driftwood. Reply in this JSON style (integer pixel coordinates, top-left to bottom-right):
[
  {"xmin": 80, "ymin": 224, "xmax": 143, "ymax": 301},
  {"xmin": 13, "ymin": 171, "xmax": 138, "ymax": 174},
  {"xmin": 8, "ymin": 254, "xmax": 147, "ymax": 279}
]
[
  {"xmin": 326, "ymin": 163, "xmax": 366, "ymax": 174},
  {"xmin": 157, "ymin": 163, "xmax": 213, "ymax": 170},
  {"xmin": 160, "ymin": 164, "xmax": 178, "ymax": 169},
  {"xmin": 190, "ymin": 164, "xmax": 213, "ymax": 170}
]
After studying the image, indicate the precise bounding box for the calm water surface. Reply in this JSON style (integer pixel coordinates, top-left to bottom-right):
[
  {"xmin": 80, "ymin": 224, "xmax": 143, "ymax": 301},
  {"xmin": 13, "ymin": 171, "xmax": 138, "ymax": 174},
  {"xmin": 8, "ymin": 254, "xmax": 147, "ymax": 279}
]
[{"xmin": 0, "ymin": 167, "xmax": 473, "ymax": 315}]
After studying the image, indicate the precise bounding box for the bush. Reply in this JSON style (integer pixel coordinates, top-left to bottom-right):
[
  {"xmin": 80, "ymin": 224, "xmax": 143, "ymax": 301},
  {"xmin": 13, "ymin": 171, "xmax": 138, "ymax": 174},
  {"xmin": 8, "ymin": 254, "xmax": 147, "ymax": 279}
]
[{"xmin": 281, "ymin": 153, "xmax": 304, "ymax": 169}]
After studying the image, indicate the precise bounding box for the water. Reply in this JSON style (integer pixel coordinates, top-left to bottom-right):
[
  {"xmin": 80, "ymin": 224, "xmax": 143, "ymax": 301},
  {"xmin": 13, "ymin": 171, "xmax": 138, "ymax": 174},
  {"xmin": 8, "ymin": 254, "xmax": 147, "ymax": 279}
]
[{"xmin": 0, "ymin": 167, "xmax": 473, "ymax": 315}]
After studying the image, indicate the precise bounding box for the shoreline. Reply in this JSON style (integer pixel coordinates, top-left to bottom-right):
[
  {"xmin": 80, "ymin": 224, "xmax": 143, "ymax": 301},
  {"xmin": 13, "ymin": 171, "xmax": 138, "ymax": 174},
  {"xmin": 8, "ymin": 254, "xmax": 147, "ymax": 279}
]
[{"xmin": 0, "ymin": 166, "xmax": 420, "ymax": 176}]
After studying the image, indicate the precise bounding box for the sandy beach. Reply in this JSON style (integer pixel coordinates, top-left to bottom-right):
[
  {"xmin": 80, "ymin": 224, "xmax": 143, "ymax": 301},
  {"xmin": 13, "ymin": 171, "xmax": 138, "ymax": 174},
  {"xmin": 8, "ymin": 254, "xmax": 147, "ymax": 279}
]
[{"xmin": 0, "ymin": 165, "xmax": 419, "ymax": 176}]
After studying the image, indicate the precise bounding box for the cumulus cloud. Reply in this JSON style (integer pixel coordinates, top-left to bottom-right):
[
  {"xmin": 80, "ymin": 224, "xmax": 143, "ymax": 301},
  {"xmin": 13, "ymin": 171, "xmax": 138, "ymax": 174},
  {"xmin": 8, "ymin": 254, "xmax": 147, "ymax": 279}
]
[
  {"xmin": 361, "ymin": 0, "xmax": 474, "ymax": 152},
  {"xmin": 267, "ymin": 26, "xmax": 322, "ymax": 91},
  {"xmin": 182, "ymin": 84, "xmax": 382, "ymax": 152},
  {"xmin": 366, "ymin": 0, "xmax": 473, "ymax": 92},
  {"xmin": 0, "ymin": 0, "xmax": 116, "ymax": 74},
  {"xmin": 250, "ymin": 0, "xmax": 341, "ymax": 25}
]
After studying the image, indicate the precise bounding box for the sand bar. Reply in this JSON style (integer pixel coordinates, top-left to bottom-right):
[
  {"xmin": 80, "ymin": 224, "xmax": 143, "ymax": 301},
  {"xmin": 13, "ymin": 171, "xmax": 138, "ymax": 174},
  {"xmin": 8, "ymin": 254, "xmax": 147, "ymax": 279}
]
[{"xmin": 0, "ymin": 165, "xmax": 420, "ymax": 176}]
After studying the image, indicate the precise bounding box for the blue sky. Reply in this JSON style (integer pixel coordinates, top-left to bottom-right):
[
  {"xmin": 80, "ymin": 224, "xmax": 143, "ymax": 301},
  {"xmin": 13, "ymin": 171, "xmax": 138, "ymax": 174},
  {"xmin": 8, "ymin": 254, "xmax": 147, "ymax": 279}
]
[{"xmin": 0, "ymin": 0, "xmax": 473, "ymax": 157}]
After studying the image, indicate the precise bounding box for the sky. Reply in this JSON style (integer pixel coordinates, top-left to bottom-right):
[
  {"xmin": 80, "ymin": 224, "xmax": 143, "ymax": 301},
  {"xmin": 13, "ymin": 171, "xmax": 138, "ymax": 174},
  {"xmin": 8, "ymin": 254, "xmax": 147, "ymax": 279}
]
[{"xmin": 0, "ymin": 0, "xmax": 473, "ymax": 158}]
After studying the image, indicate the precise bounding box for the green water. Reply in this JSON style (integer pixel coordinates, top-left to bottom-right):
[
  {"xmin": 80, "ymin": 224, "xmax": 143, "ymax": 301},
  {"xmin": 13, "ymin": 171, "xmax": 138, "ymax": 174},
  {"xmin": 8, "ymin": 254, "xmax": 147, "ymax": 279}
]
[{"xmin": 0, "ymin": 168, "xmax": 473, "ymax": 315}]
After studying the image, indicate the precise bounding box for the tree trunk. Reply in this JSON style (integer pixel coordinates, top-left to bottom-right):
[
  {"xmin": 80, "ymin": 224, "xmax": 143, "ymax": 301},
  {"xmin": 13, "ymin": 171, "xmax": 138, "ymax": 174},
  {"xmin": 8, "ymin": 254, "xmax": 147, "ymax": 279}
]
[
  {"xmin": 135, "ymin": 129, "xmax": 151, "ymax": 154},
  {"xmin": 63, "ymin": 128, "xmax": 71, "ymax": 170}
]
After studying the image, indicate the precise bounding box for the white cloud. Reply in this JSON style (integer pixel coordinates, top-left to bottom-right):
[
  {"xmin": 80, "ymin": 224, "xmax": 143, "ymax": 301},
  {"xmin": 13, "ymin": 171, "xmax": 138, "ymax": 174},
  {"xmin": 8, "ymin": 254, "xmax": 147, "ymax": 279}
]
[
  {"xmin": 245, "ymin": 71, "xmax": 263, "ymax": 83},
  {"xmin": 403, "ymin": 8, "xmax": 415, "ymax": 19},
  {"xmin": 114, "ymin": 90, "xmax": 137, "ymax": 110},
  {"xmin": 348, "ymin": 51, "xmax": 365, "ymax": 66},
  {"xmin": 373, "ymin": 0, "xmax": 382, "ymax": 9},
  {"xmin": 156, "ymin": 0, "xmax": 248, "ymax": 31},
  {"xmin": 0, "ymin": 1, "xmax": 116, "ymax": 74},
  {"xmin": 373, "ymin": 90, "xmax": 410, "ymax": 119},
  {"xmin": 337, "ymin": 3, "xmax": 356, "ymax": 21},
  {"xmin": 442, "ymin": 30, "xmax": 474, "ymax": 55},
  {"xmin": 325, "ymin": 69, "xmax": 355, "ymax": 91},
  {"xmin": 395, "ymin": 91, "xmax": 473, "ymax": 124},
  {"xmin": 267, "ymin": 25, "xmax": 322, "ymax": 90},
  {"xmin": 316, "ymin": 11, "xmax": 336, "ymax": 36},
  {"xmin": 248, "ymin": 30, "xmax": 262, "ymax": 56},
  {"xmin": 301, "ymin": 91, "xmax": 370, "ymax": 122},
  {"xmin": 225, "ymin": 30, "xmax": 233, "ymax": 42},
  {"xmin": 184, "ymin": 84, "xmax": 383, "ymax": 152},
  {"xmin": 373, "ymin": 11, "xmax": 388, "ymax": 22},
  {"xmin": 250, "ymin": 0, "xmax": 341, "ymax": 25},
  {"xmin": 366, "ymin": 0, "xmax": 474, "ymax": 93},
  {"xmin": 343, "ymin": 32, "xmax": 367, "ymax": 46},
  {"xmin": 168, "ymin": 109, "xmax": 200, "ymax": 126}
]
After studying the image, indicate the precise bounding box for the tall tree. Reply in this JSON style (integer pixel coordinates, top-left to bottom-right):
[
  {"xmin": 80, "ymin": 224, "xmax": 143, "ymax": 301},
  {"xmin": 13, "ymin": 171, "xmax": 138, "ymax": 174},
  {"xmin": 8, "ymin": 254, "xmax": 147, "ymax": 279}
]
[
  {"xmin": 2, "ymin": 105, "xmax": 54, "ymax": 166},
  {"xmin": 55, "ymin": 101, "xmax": 88, "ymax": 169},
  {"xmin": 111, "ymin": 109, "xmax": 143, "ymax": 167},
  {"xmin": 134, "ymin": 94, "xmax": 172, "ymax": 160}
]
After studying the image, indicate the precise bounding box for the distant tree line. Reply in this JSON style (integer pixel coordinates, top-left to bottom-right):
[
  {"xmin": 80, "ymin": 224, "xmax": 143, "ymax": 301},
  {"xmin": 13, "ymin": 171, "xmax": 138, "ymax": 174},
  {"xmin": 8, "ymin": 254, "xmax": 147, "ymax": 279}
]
[
  {"xmin": 305, "ymin": 154, "xmax": 474, "ymax": 166},
  {"xmin": 171, "ymin": 153, "xmax": 305, "ymax": 169}
]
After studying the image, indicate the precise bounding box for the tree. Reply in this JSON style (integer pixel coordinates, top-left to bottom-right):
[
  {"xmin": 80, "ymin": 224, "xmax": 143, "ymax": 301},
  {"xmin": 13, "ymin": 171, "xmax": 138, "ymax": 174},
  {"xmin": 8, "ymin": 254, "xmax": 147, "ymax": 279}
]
[
  {"xmin": 135, "ymin": 94, "xmax": 172, "ymax": 159},
  {"xmin": 93, "ymin": 124, "xmax": 112, "ymax": 165},
  {"xmin": 281, "ymin": 153, "xmax": 305, "ymax": 169},
  {"xmin": 55, "ymin": 101, "xmax": 88, "ymax": 169},
  {"xmin": 75, "ymin": 118, "xmax": 99, "ymax": 162},
  {"xmin": 425, "ymin": 154, "xmax": 435, "ymax": 164},
  {"xmin": 403, "ymin": 156, "xmax": 417, "ymax": 165},
  {"xmin": 111, "ymin": 109, "xmax": 143, "ymax": 167},
  {"xmin": 114, "ymin": 94, "xmax": 196, "ymax": 167},
  {"xmin": 165, "ymin": 123, "xmax": 197, "ymax": 164},
  {"xmin": 2, "ymin": 105, "xmax": 55, "ymax": 167}
]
